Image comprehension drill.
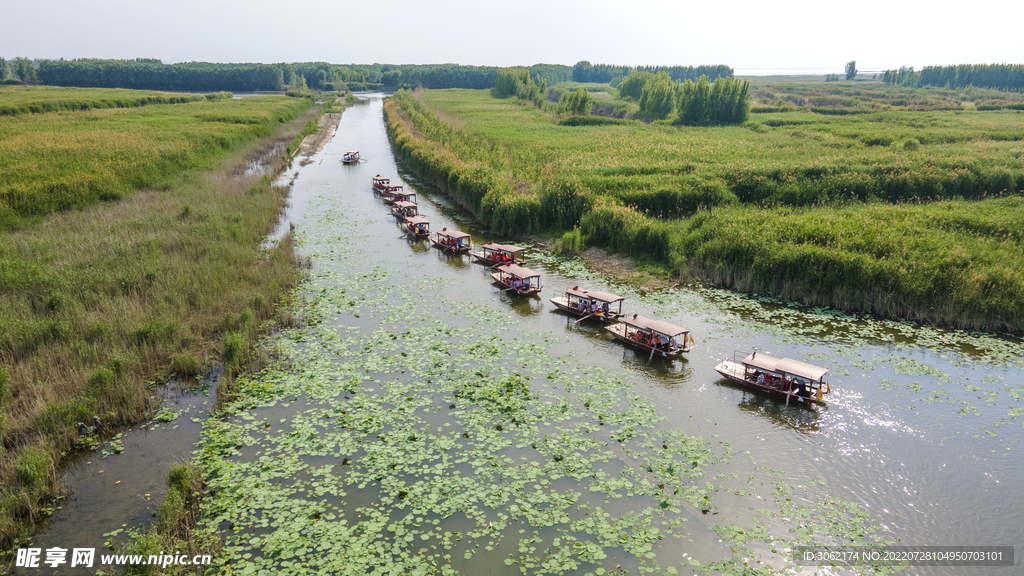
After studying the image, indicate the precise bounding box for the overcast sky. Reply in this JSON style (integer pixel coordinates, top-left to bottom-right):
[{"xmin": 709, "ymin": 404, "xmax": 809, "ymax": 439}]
[{"xmin": 4, "ymin": 0, "xmax": 1022, "ymax": 73}]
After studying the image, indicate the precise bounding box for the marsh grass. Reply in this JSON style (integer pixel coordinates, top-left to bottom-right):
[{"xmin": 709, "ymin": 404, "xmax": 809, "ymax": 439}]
[
  {"xmin": 390, "ymin": 87, "xmax": 1024, "ymax": 331},
  {"xmin": 0, "ymin": 103, "xmax": 318, "ymax": 550},
  {"xmin": 0, "ymin": 85, "xmax": 214, "ymax": 117},
  {"xmin": 0, "ymin": 92, "xmax": 310, "ymax": 229}
]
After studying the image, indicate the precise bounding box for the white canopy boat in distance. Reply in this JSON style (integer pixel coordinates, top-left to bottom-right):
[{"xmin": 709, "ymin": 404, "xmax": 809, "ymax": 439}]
[
  {"xmin": 472, "ymin": 242, "xmax": 526, "ymax": 266},
  {"xmin": 391, "ymin": 201, "xmax": 418, "ymax": 222},
  {"xmin": 404, "ymin": 215, "xmax": 430, "ymax": 239},
  {"xmin": 714, "ymin": 351, "xmax": 830, "ymax": 406},
  {"xmin": 381, "ymin": 185, "xmax": 406, "ymax": 204},
  {"xmin": 491, "ymin": 264, "xmax": 543, "ymax": 296},
  {"xmin": 433, "ymin": 228, "xmax": 472, "ymax": 253},
  {"xmin": 551, "ymin": 287, "xmax": 625, "ymax": 322}
]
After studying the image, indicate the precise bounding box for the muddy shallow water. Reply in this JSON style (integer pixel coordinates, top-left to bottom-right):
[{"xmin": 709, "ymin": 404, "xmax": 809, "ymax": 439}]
[{"xmin": 15, "ymin": 94, "xmax": 1021, "ymax": 575}]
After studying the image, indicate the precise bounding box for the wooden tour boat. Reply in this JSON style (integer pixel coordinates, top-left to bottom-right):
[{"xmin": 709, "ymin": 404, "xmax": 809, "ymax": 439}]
[
  {"xmin": 372, "ymin": 175, "xmax": 390, "ymax": 192},
  {"xmin": 391, "ymin": 201, "xmax": 418, "ymax": 222},
  {"xmin": 472, "ymin": 242, "xmax": 526, "ymax": 266},
  {"xmin": 382, "ymin": 185, "xmax": 406, "ymax": 204},
  {"xmin": 342, "ymin": 150, "xmax": 360, "ymax": 164},
  {"xmin": 606, "ymin": 314, "xmax": 692, "ymax": 359},
  {"xmin": 491, "ymin": 264, "xmax": 543, "ymax": 296},
  {"xmin": 404, "ymin": 215, "xmax": 430, "ymax": 239},
  {"xmin": 551, "ymin": 287, "xmax": 625, "ymax": 322},
  {"xmin": 391, "ymin": 191, "xmax": 416, "ymax": 205},
  {"xmin": 433, "ymin": 228, "xmax": 472, "ymax": 253},
  {"xmin": 714, "ymin": 351, "xmax": 830, "ymax": 406}
]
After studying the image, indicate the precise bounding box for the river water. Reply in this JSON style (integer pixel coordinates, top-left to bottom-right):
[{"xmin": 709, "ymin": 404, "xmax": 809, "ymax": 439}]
[{"xmin": 14, "ymin": 94, "xmax": 1021, "ymax": 575}]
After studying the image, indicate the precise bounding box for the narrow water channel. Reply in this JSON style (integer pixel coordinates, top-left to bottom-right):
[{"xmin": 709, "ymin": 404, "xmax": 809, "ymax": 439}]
[{"xmin": 17, "ymin": 94, "xmax": 1022, "ymax": 575}]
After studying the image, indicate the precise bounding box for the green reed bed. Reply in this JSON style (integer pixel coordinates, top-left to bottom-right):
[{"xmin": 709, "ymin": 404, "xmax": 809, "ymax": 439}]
[
  {"xmin": 388, "ymin": 87, "xmax": 1024, "ymax": 331},
  {"xmin": 0, "ymin": 94, "xmax": 310, "ymax": 229},
  {"xmin": 0, "ymin": 85, "xmax": 227, "ymax": 116},
  {"xmin": 0, "ymin": 91, "xmax": 317, "ymax": 551}
]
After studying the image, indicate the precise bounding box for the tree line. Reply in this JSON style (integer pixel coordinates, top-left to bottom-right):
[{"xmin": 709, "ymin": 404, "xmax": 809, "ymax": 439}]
[
  {"xmin": 374, "ymin": 64, "xmax": 574, "ymax": 89},
  {"xmin": 882, "ymin": 64, "xmax": 1024, "ymax": 91},
  {"xmin": 34, "ymin": 59, "xmax": 373, "ymax": 92},
  {"xmin": 573, "ymin": 61, "xmax": 734, "ymax": 84}
]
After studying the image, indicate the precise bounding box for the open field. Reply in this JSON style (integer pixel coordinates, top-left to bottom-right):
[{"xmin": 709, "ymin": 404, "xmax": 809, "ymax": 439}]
[
  {"xmin": 0, "ymin": 88, "xmax": 319, "ymax": 549},
  {"xmin": 388, "ymin": 85, "xmax": 1024, "ymax": 331},
  {"xmin": 0, "ymin": 94, "xmax": 311, "ymax": 229}
]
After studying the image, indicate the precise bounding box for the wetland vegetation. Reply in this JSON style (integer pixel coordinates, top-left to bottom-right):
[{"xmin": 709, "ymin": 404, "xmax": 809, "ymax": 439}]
[
  {"xmin": 386, "ymin": 81, "xmax": 1024, "ymax": 332},
  {"xmin": 0, "ymin": 87, "xmax": 321, "ymax": 551}
]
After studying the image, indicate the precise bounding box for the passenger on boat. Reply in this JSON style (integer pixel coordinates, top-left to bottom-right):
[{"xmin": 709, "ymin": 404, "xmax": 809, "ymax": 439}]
[
  {"xmin": 591, "ymin": 301, "xmax": 600, "ymax": 314},
  {"xmin": 653, "ymin": 334, "xmax": 662, "ymax": 349},
  {"xmin": 756, "ymin": 373, "xmax": 765, "ymax": 386},
  {"xmin": 796, "ymin": 381, "xmax": 810, "ymax": 397}
]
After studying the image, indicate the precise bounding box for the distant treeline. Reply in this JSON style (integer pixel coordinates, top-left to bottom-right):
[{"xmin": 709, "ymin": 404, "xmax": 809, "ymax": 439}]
[
  {"xmin": 573, "ymin": 61, "xmax": 734, "ymax": 84},
  {"xmin": 375, "ymin": 64, "xmax": 574, "ymax": 89},
  {"xmin": 19, "ymin": 57, "xmax": 736, "ymax": 93},
  {"xmin": 27, "ymin": 59, "xmax": 573, "ymax": 92},
  {"xmin": 883, "ymin": 64, "xmax": 1024, "ymax": 91},
  {"xmin": 36, "ymin": 59, "xmax": 366, "ymax": 92}
]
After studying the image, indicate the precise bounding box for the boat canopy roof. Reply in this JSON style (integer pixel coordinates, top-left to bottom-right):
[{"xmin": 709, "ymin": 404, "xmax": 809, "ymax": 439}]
[
  {"xmin": 373, "ymin": 176, "xmax": 389, "ymax": 181},
  {"xmin": 775, "ymin": 358, "xmax": 830, "ymax": 381},
  {"xmin": 497, "ymin": 264, "xmax": 540, "ymax": 279},
  {"xmin": 436, "ymin": 229, "xmax": 471, "ymax": 240},
  {"xmin": 742, "ymin": 353, "xmax": 829, "ymax": 381},
  {"xmin": 483, "ymin": 242, "xmax": 525, "ymax": 254},
  {"xmin": 394, "ymin": 201, "xmax": 417, "ymax": 209},
  {"xmin": 345, "ymin": 150, "xmax": 359, "ymax": 154},
  {"xmin": 622, "ymin": 315, "xmax": 688, "ymax": 337},
  {"xmin": 407, "ymin": 216, "xmax": 429, "ymax": 225},
  {"xmin": 566, "ymin": 287, "xmax": 624, "ymax": 304}
]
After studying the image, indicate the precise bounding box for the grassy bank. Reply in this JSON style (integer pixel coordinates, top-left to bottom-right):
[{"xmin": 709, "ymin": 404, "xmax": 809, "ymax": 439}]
[
  {"xmin": 0, "ymin": 90, "xmax": 320, "ymax": 551},
  {"xmin": 119, "ymin": 462, "xmax": 215, "ymax": 576},
  {"xmin": 387, "ymin": 87, "xmax": 1024, "ymax": 331},
  {"xmin": 0, "ymin": 92, "xmax": 310, "ymax": 229}
]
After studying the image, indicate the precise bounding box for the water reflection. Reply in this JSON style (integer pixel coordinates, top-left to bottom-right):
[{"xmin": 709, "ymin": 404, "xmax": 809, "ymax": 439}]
[{"xmin": 732, "ymin": 387, "xmax": 822, "ymax": 434}]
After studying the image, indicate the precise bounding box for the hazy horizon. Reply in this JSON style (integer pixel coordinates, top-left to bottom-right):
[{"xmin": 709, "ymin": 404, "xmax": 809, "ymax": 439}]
[{"xmin": 3, "ymin": 0, "xmax": 1021, "ymax": 74}]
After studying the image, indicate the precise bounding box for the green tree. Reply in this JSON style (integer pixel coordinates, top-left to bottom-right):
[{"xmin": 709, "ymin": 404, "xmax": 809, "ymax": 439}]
[
  {"xmin": 11, "ymin": 57, "xmax": 38, "ymax": 84},
  {"xmin": 559, "ymin": 88, "xmax": 593, "ymax": 116},
  {"xmin": 618, "ymin": 70, "xmax": 654, "ymax": 101},
  {"xmin": 845, "ymin": 60, "xmax": 858, "ymax": 80},
  {"xmin": 638, "ymin": 71, "xmax": 675, "ymax": 119}
]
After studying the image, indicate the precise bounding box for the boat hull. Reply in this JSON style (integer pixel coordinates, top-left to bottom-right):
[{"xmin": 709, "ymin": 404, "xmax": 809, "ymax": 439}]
[{"xmin": 714, "ymin": 360, "xmax": 826, "ymax": 406}]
